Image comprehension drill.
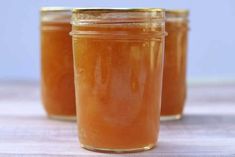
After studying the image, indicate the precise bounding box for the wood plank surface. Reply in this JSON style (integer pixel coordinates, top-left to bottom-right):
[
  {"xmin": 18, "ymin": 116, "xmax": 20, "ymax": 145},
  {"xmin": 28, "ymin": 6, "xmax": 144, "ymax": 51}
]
[{"xmin": 0, "ymin": 81, "xmax": 235, "ymax": 157}]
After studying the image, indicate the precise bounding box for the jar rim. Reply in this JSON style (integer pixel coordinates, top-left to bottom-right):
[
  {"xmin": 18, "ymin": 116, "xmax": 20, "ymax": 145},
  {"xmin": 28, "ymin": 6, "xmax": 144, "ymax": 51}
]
[
  {"xmin": 72, "ymin": 8, "xmax": 165, "ymax": 14},
  {"xmin": 40, "ymin": 7, "xmax": 72, "ymax": 23},
  {"xmin": 41, "ymin": 7, "xmax": 71, "ymax": 12},
  {"xmin": 166, "ymin": 9, "xmax": 189, "ymax": 16},
  {"xmin": 71, "ymin": 8, "xmax": 165, "ymax": 25}
]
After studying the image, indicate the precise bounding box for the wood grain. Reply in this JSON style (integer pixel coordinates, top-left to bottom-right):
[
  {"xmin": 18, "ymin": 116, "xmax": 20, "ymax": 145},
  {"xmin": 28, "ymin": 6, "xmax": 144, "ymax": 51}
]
[{"xmin": 0, "ymin": 81, "xmax": 235, "ymax": 157}]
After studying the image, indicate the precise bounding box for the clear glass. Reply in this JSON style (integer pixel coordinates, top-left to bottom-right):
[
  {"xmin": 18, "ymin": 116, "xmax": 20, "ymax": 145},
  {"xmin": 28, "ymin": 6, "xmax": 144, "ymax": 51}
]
[
  {"xmin": 40, "ymin": 8, "xmax": 76, "ymax": 120},
  {"xmin": 71, "ymin": 8, "xmax": 166, "ymax": 152},
  {"xmin": 161, "ymin": 10, "xmax": 189, "ymax": 120}
]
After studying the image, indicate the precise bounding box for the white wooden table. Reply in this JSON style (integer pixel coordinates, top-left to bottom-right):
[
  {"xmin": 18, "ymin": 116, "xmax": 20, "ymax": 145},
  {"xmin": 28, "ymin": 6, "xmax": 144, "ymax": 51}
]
[{"xmin": 0, "ymin": 81, "xmax": 235, "ymax": 157}]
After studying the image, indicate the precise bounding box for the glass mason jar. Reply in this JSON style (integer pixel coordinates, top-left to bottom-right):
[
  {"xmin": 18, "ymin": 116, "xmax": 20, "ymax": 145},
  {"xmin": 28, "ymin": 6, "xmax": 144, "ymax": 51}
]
[
  {"xmin": 71, "ymin": 8, "xmax": 166, "ymax": 152},
  {"xmin": 161, "ymin": 10, "xmax": 189, "ymax": 120},
  {"xmin": 40, "ymin": 7, "xmax": 76, "ymax": 120}
]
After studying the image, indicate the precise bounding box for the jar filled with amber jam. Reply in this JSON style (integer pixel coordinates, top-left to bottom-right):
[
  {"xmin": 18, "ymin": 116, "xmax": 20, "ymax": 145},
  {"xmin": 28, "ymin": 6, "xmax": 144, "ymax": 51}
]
[
  {"xmin": 161, "ymin": 10, "xmax": 189, "ymax": 120},
  {"xmin": 40, "ymin": 8, "xmax": 76, "ymax": 120},
  {"xmin": 71, "ymin": 8, "xmax": 166, "ymax": 152}
]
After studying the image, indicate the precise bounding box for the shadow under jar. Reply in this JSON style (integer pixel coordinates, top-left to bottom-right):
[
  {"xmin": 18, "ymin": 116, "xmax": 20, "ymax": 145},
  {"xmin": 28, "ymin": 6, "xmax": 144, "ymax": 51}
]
[
  {"xmin": 41, "ymin": 7, "xmax": 76, "ymax": 121},
  {"xmin": 161, "ymin": 10, "xmax": 189, "ymax": 120},
  {"xmin": 71, "ymin": 8, "xmax": 166, "ymax": 152}
]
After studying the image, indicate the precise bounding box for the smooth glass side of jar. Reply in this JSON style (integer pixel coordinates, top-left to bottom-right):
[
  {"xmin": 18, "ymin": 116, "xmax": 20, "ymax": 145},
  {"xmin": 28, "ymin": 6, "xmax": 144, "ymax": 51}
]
[
  {"xmin": 40, "ymin": 8, "xmax": 76, "ymax": 120},
  {"xmin": 71, "ymin": 8, "xmax": 166, "ymax": 152},
  {"xmin": 161, "ymin": 10, "xmax": 189, "ymax": 120}
]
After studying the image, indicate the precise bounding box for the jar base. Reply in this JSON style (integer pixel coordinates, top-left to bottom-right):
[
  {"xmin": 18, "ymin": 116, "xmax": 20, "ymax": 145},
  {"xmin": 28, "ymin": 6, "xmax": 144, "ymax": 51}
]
[
  {"xmin": 160, "ymin": 114, "xmax": 182, "ymax": 121},
  {"xmin": 48, "ymin": 115, "xmax": 76, "ymax": 121},
  {"xmin": 80, "ymin": 143, "xmax": 155, "ymax": 153}
]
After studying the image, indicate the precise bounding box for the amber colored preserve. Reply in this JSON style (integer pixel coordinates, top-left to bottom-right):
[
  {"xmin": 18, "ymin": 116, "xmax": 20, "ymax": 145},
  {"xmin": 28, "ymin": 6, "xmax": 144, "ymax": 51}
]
[
  {"xmin": 71, "ymin": 9, "xmax": 166, "ymax": 152},
  {"xmin": 161, "ymin": 10, "xmax": 189, "ymax": 120},
  {"xmin": 41, "ymin": 8, "xmax": 76, "ymax": 120}
]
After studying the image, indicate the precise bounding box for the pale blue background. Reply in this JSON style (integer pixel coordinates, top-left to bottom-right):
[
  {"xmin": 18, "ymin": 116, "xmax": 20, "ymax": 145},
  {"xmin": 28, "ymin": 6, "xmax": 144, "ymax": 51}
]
[{"xmin": 0, "ymin": 0, "xmax": 235, "ymax": 81}]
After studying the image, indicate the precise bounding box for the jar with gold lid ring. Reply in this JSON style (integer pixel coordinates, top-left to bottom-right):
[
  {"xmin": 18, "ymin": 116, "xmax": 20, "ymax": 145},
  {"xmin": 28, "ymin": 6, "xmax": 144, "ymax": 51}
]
[
  {"xmin": 71, "ymin": 8, "xmax": 166, "ymax": 152},
  {"xmin": 41, "ymin": 7, "xmax": 76, "ymax": 121},
  {"xmin": 161, "ymin": 9, "xmax": 189, "ymax": 121}
]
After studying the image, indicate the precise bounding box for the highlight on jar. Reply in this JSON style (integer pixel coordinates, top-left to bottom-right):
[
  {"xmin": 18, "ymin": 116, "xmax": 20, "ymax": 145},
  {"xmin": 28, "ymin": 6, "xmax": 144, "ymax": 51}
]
[
  {"xmin": 161, "ymin": 10, "xmax": 190, "ymax": 120},
  {"xmin": 70, "ymin": 8, "xmax": 166, "ymax": 153},
  {"xmin": 40, "ymin": 7, "xmax": 76, "ymax": 121}
]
